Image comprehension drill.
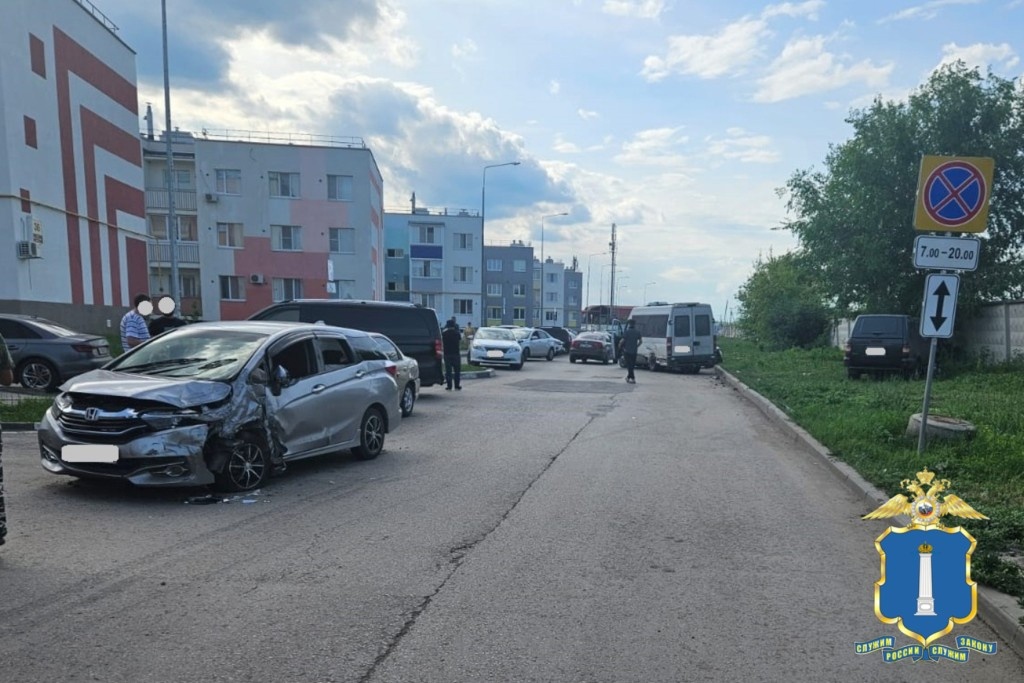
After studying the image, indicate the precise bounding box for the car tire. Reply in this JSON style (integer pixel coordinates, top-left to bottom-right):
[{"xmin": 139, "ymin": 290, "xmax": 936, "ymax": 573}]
[
  {"xmin": 569, "ymin": 356, "xmax": 577, "ymax": 363},
  {"xmin": 602, "ymin": 355, "xmax": 609, "ymax": 365},
  {"xmin": 648, "ymin": 355, "xmax": 657, "ymax": 371},
  {"xmin": 352, "ymin": 407, "xmax": 386, "ymax": 460},
  {"xmin": 522, "ymin": 348, "xmax": 530, "ymax": 362},
  {"xmin": 400, "ymin": 382, "xmax": 416, "ymax": 417},
  {"xmin": 214, "ymin": 431, "xmax": 271, "ymax": 492},
  {"xmin": 17, "ymin": 358, "xmax": 59, "ymax": 392},
  {"xmin": 546, "ymin": 348, "xmax": 555, "ymax": 361},
  {"xmin": 514, "ymin": 358, "xmax": 524, "ymax": 370}
]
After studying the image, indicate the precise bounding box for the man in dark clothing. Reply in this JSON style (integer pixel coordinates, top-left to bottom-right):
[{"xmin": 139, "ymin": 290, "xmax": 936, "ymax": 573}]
[
  {"xmin": 619, "ymin": 319, "xmax": 642, "ymax": 384},
  {"xmin": 148, "ymin": 296, "xmax": 188, "ymax": 337},
  {"xmin": 441, "ymin": 318, "xmax": 463, "ymax": 390}
]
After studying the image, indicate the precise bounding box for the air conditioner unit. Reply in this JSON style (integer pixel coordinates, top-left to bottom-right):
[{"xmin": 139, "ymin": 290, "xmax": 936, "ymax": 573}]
[
  {"xmin": 250, "ymin": 273, "xmax": 265, "ymax": 285},
  {"xmin": 205, "ymin": 193, "xmax": 219, "ymax": 203},
  {"xmin": 16, "ymin": 241, "xmax": 40, "ymax": 259}
]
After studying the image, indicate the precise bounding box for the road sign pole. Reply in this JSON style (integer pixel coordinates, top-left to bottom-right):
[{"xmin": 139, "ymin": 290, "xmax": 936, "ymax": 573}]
[{"xmin": 917, "ymin": 336, "xmax": 940, "ymax": 455}]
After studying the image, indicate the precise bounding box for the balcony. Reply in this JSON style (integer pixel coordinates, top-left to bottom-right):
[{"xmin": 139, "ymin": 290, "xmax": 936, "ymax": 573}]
[
  {"xmin": 146, "ymin": 189, "xmax": 198, "ymax": 211},
  {"xmin": 147, "ymin": 241, "xmax": 200, "ymax": 265}
]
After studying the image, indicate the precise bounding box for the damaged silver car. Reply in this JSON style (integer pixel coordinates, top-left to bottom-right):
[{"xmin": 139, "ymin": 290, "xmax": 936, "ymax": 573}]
[{"xmin": 37, "ymin": 321, "xmax": 402, "ymax": 492}]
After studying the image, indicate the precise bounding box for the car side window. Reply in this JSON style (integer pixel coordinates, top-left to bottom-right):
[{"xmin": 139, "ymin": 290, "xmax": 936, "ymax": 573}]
[
  {"xmin": 317, "ymin": 337, "xmax": 354, "ymax": 372},
  {"xmin": 271, "ymin": 339, "xmax": 318, "ymax": 383},
  {"xmin": 374, "ymin": 337, "xmax": 401, "ymax": 361},
  {"xmin": 0, "ymin": 320, "xmax": 38, "ymax": 340}
]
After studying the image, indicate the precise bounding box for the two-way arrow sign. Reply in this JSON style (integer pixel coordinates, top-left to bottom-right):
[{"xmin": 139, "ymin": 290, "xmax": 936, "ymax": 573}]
[{"xmin": 920, "ymin": 273, "xmax": 960, "ymax": 338}]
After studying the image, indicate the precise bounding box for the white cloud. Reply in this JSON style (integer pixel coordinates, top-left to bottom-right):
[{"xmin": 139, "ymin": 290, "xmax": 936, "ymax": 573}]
[
  {"xmin": 705, "ymin": 128, "xmax": 780, "ymax": 163},
  {"xmin": 762, "ymin": 1, "xmax": 825, "ymax": 20},
  {"xmin": 602, "ymin": 0, "xmax": 666, "ymax": 19},
  {"xmin": 577, "ymin": 108, "xmax": 599, "ymax": 120},
  {"xmin": 641, "ymin": 17, "xmax": 769, "ymax": 81},
  {"xmin": 549, "ymin": 80, "xmax": 561, "ymax": 95},
  {"xmin": 934, "ymin": 42, "xmax": 1020, "ymax": 72},
  {"xmin": 879, "ymin": 0, "xmax": 981, "ymax": 23},
  {"xmin": 553, "ymin": 134, "xmax": 582, "ymax": 154},
  {"xmin": 614, "ymin": 127, "xmax": 691, "ymax": 166},
  {"xmin": 451, "ymin": 39, "xmax": 478, "ymax": 60},
  {"xmin": 753, "ymin": 36, "xmax": 894, "ymax": 102}
]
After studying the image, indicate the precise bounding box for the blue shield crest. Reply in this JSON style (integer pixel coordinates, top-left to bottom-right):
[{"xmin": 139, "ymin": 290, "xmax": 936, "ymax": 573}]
[{"xmin": 875, "ymin": 526, "xmax": 978, "ymax": 647}]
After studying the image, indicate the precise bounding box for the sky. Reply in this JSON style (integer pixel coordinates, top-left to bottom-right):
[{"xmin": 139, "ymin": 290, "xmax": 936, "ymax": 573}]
[{"xmin": 95, "ymin": 0, "xmax": 1023, "ymax": 322}]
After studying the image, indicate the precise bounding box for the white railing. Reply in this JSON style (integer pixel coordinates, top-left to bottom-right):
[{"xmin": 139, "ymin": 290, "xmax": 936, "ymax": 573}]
[{"xmin": 147, "ymin": 242, "xmax": 200, "ymax": 264}]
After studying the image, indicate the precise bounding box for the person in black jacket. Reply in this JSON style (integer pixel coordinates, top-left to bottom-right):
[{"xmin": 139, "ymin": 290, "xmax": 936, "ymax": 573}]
[
  {"xmin": 441, "ymin": 318, "xmax": 462, "ymax": 391},
  {"xmin": 619, "ymin": 319, "xmax": 643, "ymax": 384},
  {"xmin": 148, "ymin": 296, "xmax": 188, "ymax": 337}
]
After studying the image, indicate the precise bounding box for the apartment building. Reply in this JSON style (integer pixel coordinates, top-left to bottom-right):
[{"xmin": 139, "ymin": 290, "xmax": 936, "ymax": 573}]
[
  {"xmin": 482, "ymin": 241, "xmax": 536, "ymax": 326},
  {"xmin": 1, "ymin": 0, "xmax": 148, "ymax": 332}
]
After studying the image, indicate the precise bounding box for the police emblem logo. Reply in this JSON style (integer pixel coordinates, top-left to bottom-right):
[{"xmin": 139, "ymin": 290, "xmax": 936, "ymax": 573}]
[{"xmin": 855, "ymin": 468, "xmax": 999, "ymax": 663}]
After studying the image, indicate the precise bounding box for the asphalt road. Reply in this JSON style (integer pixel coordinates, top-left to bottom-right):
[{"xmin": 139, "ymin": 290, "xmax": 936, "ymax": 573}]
[{"xmin": 1, "ymin": 356, "xmax": 1021, "ymax": 682}]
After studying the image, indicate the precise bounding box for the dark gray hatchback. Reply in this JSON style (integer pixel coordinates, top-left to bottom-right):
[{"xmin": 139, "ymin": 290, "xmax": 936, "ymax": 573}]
[{"xmin": 843, "ymin": 314, "xmax": 928, "ymax": 379}]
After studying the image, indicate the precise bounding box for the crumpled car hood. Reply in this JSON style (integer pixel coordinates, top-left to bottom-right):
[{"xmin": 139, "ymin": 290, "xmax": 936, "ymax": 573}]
[{"xmin": 60, "ymin": 369, "xmax": 232, "ymax": 408}]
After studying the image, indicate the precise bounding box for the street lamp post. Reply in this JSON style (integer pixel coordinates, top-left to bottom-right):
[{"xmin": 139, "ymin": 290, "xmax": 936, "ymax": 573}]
[
  {"xmin": 539, "ymin": 212, "xmax": 568, "ymax": 326},
  {"xmin": 161, "ymin": 0, "xmax": 179, "ymax": 304},
  {"xmin": 480, "ymin": 161, "xmax": 520, "ymax": 324},
  {"xmin": 643, "ymin": 281, "xmax": 656, "ymax": 304},
  {"xmin": 586, "ymin": 251, "xmax": 607, "ymax": 311}
]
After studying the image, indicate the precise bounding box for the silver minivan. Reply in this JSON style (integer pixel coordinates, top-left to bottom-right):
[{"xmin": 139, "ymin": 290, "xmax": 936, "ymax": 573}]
[
  {"xmin": 38, "ymin": 321, "xmax": 401, "ymax": 491},
  {"xmin": 629, "ymin": 303, "xmax": 719, "ymax": 373}
]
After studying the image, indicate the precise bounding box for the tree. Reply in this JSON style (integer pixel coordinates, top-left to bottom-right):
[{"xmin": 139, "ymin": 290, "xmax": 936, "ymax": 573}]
[
  {"xmin": 736, "ymin": 250, "xmax": 832, "ymax": 350},
  {"xmin": 781, "ymin": 63, "xmax": 1024, "ymax": 320}
]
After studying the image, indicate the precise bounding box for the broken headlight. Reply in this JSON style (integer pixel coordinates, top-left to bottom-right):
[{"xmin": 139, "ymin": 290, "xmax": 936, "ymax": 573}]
[
  {"xmin": 51, "ymin": 393, "xmax": 72, "ymax": 417},
  {"xmin": 140, "ymin": 409, "xmax": 201, "ymax": 430}
]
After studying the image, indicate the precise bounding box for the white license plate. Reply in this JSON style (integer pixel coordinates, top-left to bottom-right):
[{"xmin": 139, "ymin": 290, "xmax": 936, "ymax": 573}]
[
  {"xmin": 866, "ymin": 347, "xmax": 886, "ymax": 356},
  {"xmin": 486, "ymin": 350, "xmax": 504, "ymax": 358},
  {"xmin": 62, "ymin": 444, "xmax": 119, "ymax": 463}
]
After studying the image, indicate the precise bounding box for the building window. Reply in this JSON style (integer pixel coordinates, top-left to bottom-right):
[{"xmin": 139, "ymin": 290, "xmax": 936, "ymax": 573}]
[
  {"xmin": 217, "ymin": 222, "xmax": 244, "ymax": 248},
  {"xmin": 486, "ymin": 283, "xmax": 501, "ymax": 296},
  {"xmin": 216, "ymin": 169, "xmax": 241, "ymax": 194},
  {"xmin": 569, "ymin": 280, "xmax": 579, "ymax": 289},
  {"xmin": 271, "ymin": 225, "xmax": 302, "ymax": 251},
  {"xmin": 150, "ymin": 215, "xmax": 198, "ymax": 241},
  {"xmin": 567, "ymin": 296, "xmax": 577, "ymax": 306},
  {"xmin": 488, "ymin": 306, "xmax": 502, "ymax": 320},
  {"xmin": 455, "ymin": 299, "xmax": 474, "ymax": 315},
  {"xmin": 329, "ymin": 227, "xmax": 355, "ymax": 254},
  {"xmin": 327, "ymin": 174, "xmax": 353, "ymax": 201},
  {"xmin": 513, "ymin": 260, "xmax": 526, "ymax": 272},
  {"xmin": 416, "ymin": 226, "xmax": 436, "ymax": 244},
  {"xmin": 412, "ymin": 259, "xmax": 442, "ymax": 278},
  {"xmin": 547, "ymin": 273, "xmax": 558, "ymax": 283},
  {"xmin": 412, "ymin": 293, "xmax": 437, "ymax": 308},
  {"xmin": 513, "ymin": 307, "xmax": 526, "ymax": 321},
  {"xmin": 546, "ymin": 292, "xmax": 558, "ymax": 302},
  {"xmin": 219, "ymin": 275, "xmax": 245, "ymax": 301},
  {"xmin": 386, "ymin": 281, "xmax": 398, "ymax": 291},
  {"xmin": 162, "ymin": 169, "xmax": 192, "ymax": 189},
  {"xmin": 487, "ymin": 259, "xmax": 502, "ymax": 271},
  {"xmin": 513, "ymin": 283, "xmax": 527, "ymax": 297},
  {"xmin": 269, "ymin": 171, "xmax": 300, "ymax": 198},
  {"xmin": 386, "ymin": 248, "xmax": 405, "ymax": 258},
  {"xmin": 272, "ymin": 277, "xmax": 303, "ymax": 302},
  {"xmin": 454, "ymin": 266, "xmax": 473, "ymax": 283},
  {"xmin": 180, "ymin": 273, "xmax": 200, "ymax": 299},
  {"xmin": 455, "ymin": 233, "xmax": 474, "ymax": 250},
  {"xmin": 328, "ymin": 279, "xmax": 356, "ymax": 299},
  {"xmin": 545, "ymin": 310, "xmax": 558, "ymax": 322}
]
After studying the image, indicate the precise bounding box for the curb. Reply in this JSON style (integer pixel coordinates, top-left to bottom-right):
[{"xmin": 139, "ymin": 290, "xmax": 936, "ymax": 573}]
[
  {"xmin": 1, "ymin": 422, "xmax": 38, "ymax": 432},
  {"xmin": 462, "ymin": 368, "xmax": 495, "ymax": 379},
  {"xmin": 714, "ymin": 366, "xmax": 1024, "ymax": 659}
]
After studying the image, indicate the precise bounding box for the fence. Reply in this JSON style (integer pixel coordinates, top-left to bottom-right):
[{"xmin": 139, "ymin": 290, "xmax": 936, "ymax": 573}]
[{"xmin": 830, "ymin": 300, "xmax": 1024, "ymax": 362}]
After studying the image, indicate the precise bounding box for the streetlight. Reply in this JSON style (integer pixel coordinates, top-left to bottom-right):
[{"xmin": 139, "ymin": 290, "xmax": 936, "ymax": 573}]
[
  {"xmin": 586, "ymin": 251, "xmax": 607, "ymax": 311},
  {"xmin": 481, "ymin": 162, "xmax": 520, "ymax": 324},
  {"xmin": 540, "ymin": 212, "xmax": 568, "ymax": 325},
  {"xmin": 643, "ymin": 281, "xmax": 656, "ymax": 303},
  {"xmin": 161, "ymin": 0, "xmax": 180, "ymax": 304}
]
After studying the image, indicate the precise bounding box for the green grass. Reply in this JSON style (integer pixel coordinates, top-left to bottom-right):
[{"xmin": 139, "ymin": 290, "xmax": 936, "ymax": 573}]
[
  {"xmin": 719, "ymin": 337, "xmax": 1024, "ymax": 611},
  {"xmin": 0, "ymin": 398, "xmax": 53, "ymax": 424}
]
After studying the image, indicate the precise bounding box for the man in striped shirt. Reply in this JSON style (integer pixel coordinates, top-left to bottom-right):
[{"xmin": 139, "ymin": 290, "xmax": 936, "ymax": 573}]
[{"xmin": 120, "ymin": 293, "xmax": 152, "ymax": 353}]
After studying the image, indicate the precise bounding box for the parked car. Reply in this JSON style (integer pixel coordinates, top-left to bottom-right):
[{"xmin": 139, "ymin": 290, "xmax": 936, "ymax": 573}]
[
  {"xmin": 369, "ymin": 332, "xmax": 419, "ymax": 417},
  {"xmin": 248, "ymin": 300, "xmax": 445, "ymax": 388},
  {"xmin": 628, "ymin": 302, "xmax": 719, "ymax": 374},
  {"xmin": 540, "ymin": 326, "xmax": 575, "ymax": 355},
  {"xmin": 37, "ymin": 321, "xmax": 401, "ymax": 492},
  {"xmin": 844, "ymin": 314, "xmax": 928, "ymax": 380},
  {"xmin": 467, "ymin": 327, "xmax": 525, "ymax": 369},
  {"xmin": 0, "ymin": 314, "xmax": 110, "ymax": 391},
  {"xmin": 506, "ymin": 326, "xmax": 562, "ymax": 361},
  {"xmin": 569, "ymin": 331, "xmax": 616, "ymax": 364}
]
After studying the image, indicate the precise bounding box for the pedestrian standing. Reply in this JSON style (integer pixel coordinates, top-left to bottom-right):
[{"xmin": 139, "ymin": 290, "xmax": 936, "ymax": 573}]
[
  {"xmin": 120, "ymin": 293, "xmax": 152, "ymax": 353},
  {"xmin": 0, "ymin": 330, "xmax": 15, "ymax": 547},
  {"xmin": 148, "ymin": 296, "xmax": 188, "ymax": 337},
  {"xmin": 442, "ymin": 318, "xmax": 463, "ymax": 391},
  {"xmin": 619, "ymin": 319, "xmax": 642, "ymax": 384}
]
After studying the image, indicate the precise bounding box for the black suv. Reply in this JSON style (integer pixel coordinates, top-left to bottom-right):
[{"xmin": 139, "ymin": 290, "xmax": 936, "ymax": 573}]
[
  {"xmin": 843, "ymin": 314, "xmax": 928, "ymax": 380},
  {"xmin": 249, "ymin": 300, "xmax": 445, "ymax": 387}
]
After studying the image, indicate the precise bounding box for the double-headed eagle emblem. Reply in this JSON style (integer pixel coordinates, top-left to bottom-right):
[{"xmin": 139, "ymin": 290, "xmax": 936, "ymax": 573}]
[{"xmin": 863, "ymin": 468, "xmax": 987, "ymax": 528}]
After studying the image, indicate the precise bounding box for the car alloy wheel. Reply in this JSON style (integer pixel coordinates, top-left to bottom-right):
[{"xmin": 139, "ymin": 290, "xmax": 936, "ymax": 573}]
[
  {"xmin": 401, "ymin": 382, "xmax": 416, "ymax": 417},
  {"xmin": 18, "ymin": 359, "xmax": 58, "ymax": 391},
  {"xmin": 215, "ymin": 432, "xmax": 270, "ymax": 492},
  {"xmin": 353, "ymin": 407, "xmax": 385, "ymax": 460}
]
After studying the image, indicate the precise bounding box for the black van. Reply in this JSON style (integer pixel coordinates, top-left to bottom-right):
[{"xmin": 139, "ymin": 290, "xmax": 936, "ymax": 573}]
[{"xmin": 249, "ymin": 300, "xmax": 445, "ymax": 387}]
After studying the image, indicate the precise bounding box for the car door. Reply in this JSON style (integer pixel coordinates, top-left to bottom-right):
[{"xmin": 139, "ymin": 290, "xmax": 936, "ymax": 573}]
[
  {"xmin": 314, "ymin": 333, "xmax": 375, "ymax": 448},
  {"xmin": 692, "ymin": 309, "xmax": 715, "ymax": 361},
  {"xmin": 0, "ymin": 318, "xmax": 36, "ymax": 367},
  {"xmin": 265, "ymin": 336, "xmax": 329, "ymax": 458},
  {"xmin": 670, "ymin": 310, "xmax": 694, "ymax": 361}
]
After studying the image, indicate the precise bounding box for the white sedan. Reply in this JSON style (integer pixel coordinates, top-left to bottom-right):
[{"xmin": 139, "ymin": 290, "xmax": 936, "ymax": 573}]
[
  {"xmin": 508, "ymin": 327, "xmax": 563, "ymax": 361},
  {"xmin": 467, "ymin": 327, "xmax": 525, "ymax": 370}
]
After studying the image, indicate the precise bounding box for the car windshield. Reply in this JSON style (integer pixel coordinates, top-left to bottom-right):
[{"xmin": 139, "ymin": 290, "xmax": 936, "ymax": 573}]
[
  {"xmin": 475, "ymin": 328, "xmax": 516, "ymax": 341},
  {"xmin": 109, "ymin": 328, "xmax": 268, "ymax": 381},
  {"xmin": 510, "ymin": 328, "xmax": 531, "ymax": 340}
]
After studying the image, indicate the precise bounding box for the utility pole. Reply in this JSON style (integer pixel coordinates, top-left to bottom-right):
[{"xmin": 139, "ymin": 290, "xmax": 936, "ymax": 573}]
[{"xmin": 608, "ymin": 223, "xmax": 617, "ymax": 323}]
